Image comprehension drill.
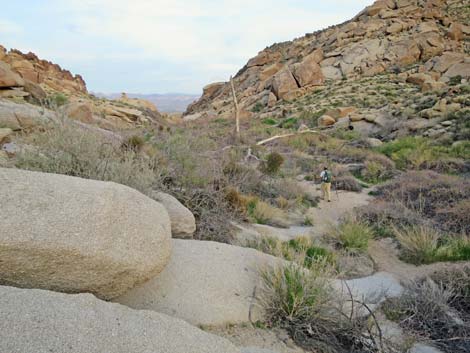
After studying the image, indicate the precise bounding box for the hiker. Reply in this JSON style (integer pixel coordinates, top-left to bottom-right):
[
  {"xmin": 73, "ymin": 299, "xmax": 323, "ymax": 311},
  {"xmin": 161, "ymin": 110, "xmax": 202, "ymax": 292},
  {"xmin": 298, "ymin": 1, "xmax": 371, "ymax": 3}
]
[{"xmin": 320, "ymin": 167, "xmax": 332, "ymax": 202}]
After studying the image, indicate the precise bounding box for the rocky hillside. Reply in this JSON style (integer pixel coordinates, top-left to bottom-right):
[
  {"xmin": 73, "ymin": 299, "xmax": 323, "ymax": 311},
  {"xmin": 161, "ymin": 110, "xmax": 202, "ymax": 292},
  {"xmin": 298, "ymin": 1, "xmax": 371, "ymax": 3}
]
[
  {"xmin": 185, "ymin": 0, "xmax": 469, "ymax": 130},
  {"xmin": 0, "ymin": 46, "xmax": 166, "ymax": 131}
]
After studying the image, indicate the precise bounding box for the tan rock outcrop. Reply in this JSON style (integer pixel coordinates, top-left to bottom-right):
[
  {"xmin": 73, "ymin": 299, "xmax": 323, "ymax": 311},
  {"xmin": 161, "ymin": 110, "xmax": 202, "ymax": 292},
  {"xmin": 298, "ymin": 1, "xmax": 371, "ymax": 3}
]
[{"xmin": 0, "ymin": 61, "xmax": 24, "ymax": 88}]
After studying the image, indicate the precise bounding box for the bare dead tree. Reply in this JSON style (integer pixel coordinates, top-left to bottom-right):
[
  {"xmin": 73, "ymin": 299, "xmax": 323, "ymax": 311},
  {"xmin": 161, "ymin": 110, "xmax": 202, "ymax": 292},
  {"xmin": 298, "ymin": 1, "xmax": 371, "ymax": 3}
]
[{"xmin": 230, "ymin": 76, "xmax": 240, "ymax": 141}]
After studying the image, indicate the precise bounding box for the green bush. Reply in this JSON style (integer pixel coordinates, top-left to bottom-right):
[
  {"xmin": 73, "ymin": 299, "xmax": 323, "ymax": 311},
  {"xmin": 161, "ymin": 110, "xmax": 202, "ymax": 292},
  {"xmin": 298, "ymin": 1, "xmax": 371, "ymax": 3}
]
[
  {"xmin": 449, "ymin": 75, "xmax": 462, "ymax": 86},
  {"xmin": 251, "ymin": 102, "xmax": 265, "ymax": 113},
  {"xmin": 47, "ymin": 93, "xmax": 68, "ymax": 107},
  {"xmin": 262, "ymin": 152, "xmax": 284, "ymax": 175},
  {"xmin": 262, "ymin": 118, "xmax": 278, "ymax": 125},
  {"xmin": 278, "ymin": 117, "xmax": 298, "ymax": 129}
]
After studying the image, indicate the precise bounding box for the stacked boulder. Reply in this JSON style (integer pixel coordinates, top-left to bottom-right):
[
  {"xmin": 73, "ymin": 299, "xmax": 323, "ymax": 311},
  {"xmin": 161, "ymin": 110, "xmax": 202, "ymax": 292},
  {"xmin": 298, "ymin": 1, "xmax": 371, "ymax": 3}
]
[{"xmin": 0, "ymin": 167, "xmax": 275, "ymax": 352}]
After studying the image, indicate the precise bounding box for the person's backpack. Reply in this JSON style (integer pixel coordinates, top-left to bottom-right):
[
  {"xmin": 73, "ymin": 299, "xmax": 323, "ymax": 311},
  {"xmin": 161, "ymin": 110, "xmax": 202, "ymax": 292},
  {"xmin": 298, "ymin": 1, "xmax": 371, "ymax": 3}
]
[{"xmin": 322, "ymin": 170, "xmax": 332, "ymax": 183}]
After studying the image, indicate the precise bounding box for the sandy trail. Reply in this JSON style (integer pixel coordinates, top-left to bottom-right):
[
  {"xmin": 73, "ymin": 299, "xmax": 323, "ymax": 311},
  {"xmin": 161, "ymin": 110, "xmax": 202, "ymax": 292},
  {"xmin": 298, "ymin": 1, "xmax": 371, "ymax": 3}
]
[
  {"xmin": 368, "ymin": 238, "xmax": 468, "ymax": 282},
  {"xmin": 305, "ymin": 184, "xmax": 373, "ymax": 237}
]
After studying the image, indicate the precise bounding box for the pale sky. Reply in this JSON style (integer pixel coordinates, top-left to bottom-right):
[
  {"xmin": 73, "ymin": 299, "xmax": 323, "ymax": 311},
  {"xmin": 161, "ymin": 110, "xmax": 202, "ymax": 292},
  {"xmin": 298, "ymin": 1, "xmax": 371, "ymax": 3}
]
[{"xmin": 1, "ymin": 0, "xmax": 372, "ymax": 94}]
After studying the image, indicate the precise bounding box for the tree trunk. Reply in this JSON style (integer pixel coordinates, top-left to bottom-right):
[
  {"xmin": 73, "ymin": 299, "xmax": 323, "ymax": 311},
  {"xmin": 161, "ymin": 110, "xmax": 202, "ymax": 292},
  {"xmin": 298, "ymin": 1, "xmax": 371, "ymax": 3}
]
[{"xmin": 230, "ymin": 76, "xmax": 240, "ymax": 140}]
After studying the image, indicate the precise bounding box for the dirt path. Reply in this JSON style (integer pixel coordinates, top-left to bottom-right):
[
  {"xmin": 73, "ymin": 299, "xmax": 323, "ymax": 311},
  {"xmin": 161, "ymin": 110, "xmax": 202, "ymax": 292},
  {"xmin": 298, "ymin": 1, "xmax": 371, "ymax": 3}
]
[
  {"xmin": 209, "ymin": 326, "xmax": 306, "ymax": 353},
  {"xmin": 305, "ymin": 185, "xmax": 373, "ymax": 237},
  {"xmin": 368, "ymin": 237, "xmax": 467, "ymax": 282}
]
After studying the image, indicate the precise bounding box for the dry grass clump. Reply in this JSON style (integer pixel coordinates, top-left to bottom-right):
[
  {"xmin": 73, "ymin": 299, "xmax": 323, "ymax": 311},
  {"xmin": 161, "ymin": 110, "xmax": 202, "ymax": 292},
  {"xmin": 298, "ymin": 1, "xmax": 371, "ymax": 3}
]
[
  {"xmin": 382, "ymin": 276, "xmax": 470, "ymax": 353},
  {"xmin": 393, "ymin": 226, "xmax": 440, "ymax": 265},
  {"xmin": 225, "ymin": 189, "xmax": 289, "ymax": 227},
  {"xmin": 330, "ymin": 216, "xmax": 375, "ymax": 252},
  {"xmin": 260, "ymin": 261, "xmax": 390, "ymax": 353}
]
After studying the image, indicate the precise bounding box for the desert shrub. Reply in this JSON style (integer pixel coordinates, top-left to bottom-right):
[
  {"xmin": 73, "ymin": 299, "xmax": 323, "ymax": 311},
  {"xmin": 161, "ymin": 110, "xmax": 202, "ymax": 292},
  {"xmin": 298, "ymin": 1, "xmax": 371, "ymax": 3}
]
[
  {"xmin": 279, "ymin": 117, "xmax": 298, "ymax": 129},
  {"xmin": 251, "ymin": 102, "xmax": 265, "ymax": 113},
  {"xmin": 376, "ymin": 171, "xmax": 470, "ymax": 234},
  {"xmin": 334, "ymin": 175, "xmax": 363, "ymax": 192},
  {"xmin": 121, "ymin": 134, "xmax": 145, "ymax": 152},
  {"xmin": 331, "ymin": 217, "xmax": 375, "ymax": 252},
  {"xmin": 449, "ymin": 75, "xmax": 462, "ymax": 86},
  {"xmin": 431, "ymin": 266, "xmax": 470, "ymax": 319},
  {"xmin": 357, "ymin": 200, "xmax": 427, "ymax": 238},
  {"xmin": 156, "ymin": 132, "xmax": 219, "ymax": 189},
  {"xmin": 262, "ymin": 152, "xmax": 284, "ymax": 175},
  {"xmin": 436, "ymin": 235, "xmax": 470, "ymax": 262},
  {"xmin": 262, "ymin": 118, "xmax": 278, "ymax": 125},
  {"xmin": 382, "ymin": 278, "xmax": 470, "ymax": 353},
  {"xmin": 276, "ymin": 196, "xmax": 290, "ymax": 209},
  {"xmin": 260, "ymin": 261, "xmax": 333, "ymax": 324},
  {"xmin": 46, "ymin": 92, "xmax": 68, "ymax": 107},
  {"xmin": 15, "ymin": 121, "xmax": 160, "ymax": 194}
]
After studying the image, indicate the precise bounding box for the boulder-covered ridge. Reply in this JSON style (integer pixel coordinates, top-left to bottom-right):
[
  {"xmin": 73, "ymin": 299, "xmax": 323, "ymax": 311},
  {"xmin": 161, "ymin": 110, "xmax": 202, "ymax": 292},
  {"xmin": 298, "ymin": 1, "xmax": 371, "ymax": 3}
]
[
  {"xmin": 0, "ymin": 46, "xmax": 167, "ymax": 130},
  {"xmin": 185, "ymin": 0, "xmax": 470, "ymax": 120},
  {"xmin": 0, "ymin": 46, "xmax": 87, "ymax": 95}
]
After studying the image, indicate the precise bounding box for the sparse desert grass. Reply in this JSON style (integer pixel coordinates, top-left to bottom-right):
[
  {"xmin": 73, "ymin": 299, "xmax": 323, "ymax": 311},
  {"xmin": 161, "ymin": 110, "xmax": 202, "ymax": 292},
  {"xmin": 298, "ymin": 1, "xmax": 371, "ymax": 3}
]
[{"xmin": 378, "ymin": 136, "xmax": 468, "ymax": 172}]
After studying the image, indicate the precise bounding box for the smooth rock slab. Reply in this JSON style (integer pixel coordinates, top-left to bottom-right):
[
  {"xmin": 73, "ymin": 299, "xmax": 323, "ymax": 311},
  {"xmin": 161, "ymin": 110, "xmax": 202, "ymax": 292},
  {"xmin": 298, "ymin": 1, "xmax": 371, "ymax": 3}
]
[
  {"xmin": 0, "ymin": 285, "xmax": 240, "ymax": 353},
  {"xmin": 0, "ymin": 168, "xmax": 172, "ymax": 300},
  {"xmin": 334, "ymin": 272, "xmax": 404, "ymax": 304},
  {"xmin": 117, "ymin": 239, "xmax": 282, "ymax": 326}
]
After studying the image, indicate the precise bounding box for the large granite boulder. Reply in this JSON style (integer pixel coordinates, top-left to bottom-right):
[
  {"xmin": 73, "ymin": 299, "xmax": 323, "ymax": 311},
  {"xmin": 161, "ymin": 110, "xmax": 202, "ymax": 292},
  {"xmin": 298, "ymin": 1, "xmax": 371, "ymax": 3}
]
[
  {"xmin": 0, "ymin": 285, "xmax": 240, "ymax": 353},
  {"xmin": 0, "ymin": 168, "xmax": 172, "ymax": 299}
]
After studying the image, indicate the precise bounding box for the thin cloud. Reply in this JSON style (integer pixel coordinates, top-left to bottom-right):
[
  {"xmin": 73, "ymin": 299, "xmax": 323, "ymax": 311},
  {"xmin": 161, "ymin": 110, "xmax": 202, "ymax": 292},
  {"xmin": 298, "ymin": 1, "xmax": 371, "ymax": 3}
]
[{"xmin": 2, "ymin": 0, "xmax": 373, "ymax": 92}]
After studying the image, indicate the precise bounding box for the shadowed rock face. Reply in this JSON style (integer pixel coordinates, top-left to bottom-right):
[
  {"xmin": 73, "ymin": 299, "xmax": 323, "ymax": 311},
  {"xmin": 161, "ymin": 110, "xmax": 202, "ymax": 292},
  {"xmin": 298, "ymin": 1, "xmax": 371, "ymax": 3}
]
[
  {"xmin": 0, "ymin": 167, "xmax": 172, "ymax": 300},
  {"xmin": 185, "ymin": 0, "xmax": 469, "ymax": 119},
  {"xmin": 0, "ymin": 285, "xmax": 241, "ymax": 353}
]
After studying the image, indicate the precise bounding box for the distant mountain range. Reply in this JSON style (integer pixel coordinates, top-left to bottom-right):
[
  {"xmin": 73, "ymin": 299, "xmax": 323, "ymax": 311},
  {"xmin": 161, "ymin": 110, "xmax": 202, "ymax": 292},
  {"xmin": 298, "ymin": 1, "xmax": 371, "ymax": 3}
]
[{"xmin": 94, "ymin": 93, "xmax": 200, "ymax": 113}]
